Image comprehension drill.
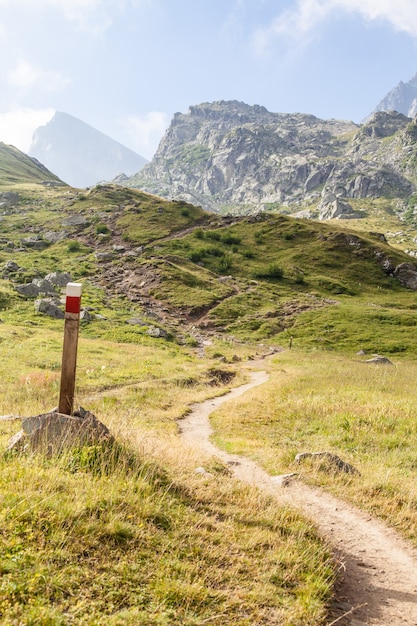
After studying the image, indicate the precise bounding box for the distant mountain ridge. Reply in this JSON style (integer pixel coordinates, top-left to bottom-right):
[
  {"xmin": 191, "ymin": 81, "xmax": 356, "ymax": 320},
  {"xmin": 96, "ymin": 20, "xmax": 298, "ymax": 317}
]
[
  {"xmin": 29, "ymin": 112, "xmax": 147, "ymax": 188},
  {"xmin": 122, "ymin": 100, "xmax": 417, "ymax": 216},
  {"xmin": 370, "ymin": 72, "xmax": 417, "ymax": 119}
]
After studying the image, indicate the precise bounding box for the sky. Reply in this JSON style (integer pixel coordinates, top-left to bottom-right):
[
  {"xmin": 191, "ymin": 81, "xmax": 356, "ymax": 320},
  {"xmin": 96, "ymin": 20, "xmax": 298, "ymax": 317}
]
[{"xmin": 1, "ymin": 0, "xmax": 417, "ymax": 160}]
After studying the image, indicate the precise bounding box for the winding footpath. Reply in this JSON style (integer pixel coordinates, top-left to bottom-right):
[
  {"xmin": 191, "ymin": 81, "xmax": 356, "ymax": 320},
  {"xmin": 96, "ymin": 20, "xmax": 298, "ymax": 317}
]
[{"xmin": 179, "ymin": 370, "xmax": 417, "ymax": 625}]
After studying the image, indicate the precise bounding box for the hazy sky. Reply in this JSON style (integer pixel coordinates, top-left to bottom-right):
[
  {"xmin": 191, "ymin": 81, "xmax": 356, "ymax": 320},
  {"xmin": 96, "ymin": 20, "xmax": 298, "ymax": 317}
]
[{"xmin": 1, "ymin": 0, "xmax": 417, "ymax": 159}]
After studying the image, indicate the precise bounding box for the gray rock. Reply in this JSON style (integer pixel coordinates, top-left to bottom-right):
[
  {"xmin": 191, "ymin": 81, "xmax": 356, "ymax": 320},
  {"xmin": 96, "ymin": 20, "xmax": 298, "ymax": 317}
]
[
  {"xmin": 80, "ymin": 309, "xmax": 94, "ymax": 322},
  {"xmin": 127, "ymin": 317, "xmax": 146, "ymax": 325},
  {"xmin": 146, "ymin": 326, "xmax": 169, "ymax": 339},
  {"xmin": 393, "ymin": 262, "xmax": 417, "ymax": 290},
  {"xmin": 95, "ymin": 251, "xmax": 115, "ymax": 262},
  {"xmin": 270, "ymin": 473, "xmax": 298, "ymax": 486},
  {"xmin": 294, "ymin": 451, "xmax": 360, "ymax": 475},
  {"xmin": 318, "ymin": 197, "xmax": 362, "ymax": 220},
  {"xmin": 365, "ymin": 356, "xmax": 394, "ymax": 365},
  {"xmin": 16, "ymin": 283, "xmax": 42, "ymax": 297},
  {"xmin": 194, "ymin": 466, "xmax": 213, "ymax": 477},
  {"xmin": 61, "ymin": 215, "xmax": 89, "ymax": 227},
  {"xmin": 45, "ymin": 272, "xmax": 72, "ymax": 287},
  {"xmin": 4, "ymin": 260, "xmax": 20, "ymax": 271},
  {"xmin": 43, "ymin": 231, "xmax": 68, "ymax": 244},
  {"xmin": 21, "ymin": 236, "xmax": 48, "ymax": 250},
  {"xmin": 0, "ymin": 191, "xmax": 19, "ymax": 208},
  {"xmin": 35, "ymin": 298, "xmax": 64, "ymax": 319},
  {"xmin": 32, "ymin": 278, "xmax": 56, "ymax": 294},
  {"xmin": 8, "ymin": 409, "xmax": 114, "ymax": 454}
]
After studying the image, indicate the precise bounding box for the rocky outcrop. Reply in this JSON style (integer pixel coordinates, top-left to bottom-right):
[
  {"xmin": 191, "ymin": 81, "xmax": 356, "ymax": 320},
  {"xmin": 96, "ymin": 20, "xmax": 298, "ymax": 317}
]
[
  {"xmin": 393, "ymin": 262, "xmax": 417, "ymax": 290},
  {"xmin": 124, "ymin": 101, "xmax": 417, "ymax": 215},
  {"xmin": 318, "ymin": 196, "xmax": 363, "ymax": 220}
]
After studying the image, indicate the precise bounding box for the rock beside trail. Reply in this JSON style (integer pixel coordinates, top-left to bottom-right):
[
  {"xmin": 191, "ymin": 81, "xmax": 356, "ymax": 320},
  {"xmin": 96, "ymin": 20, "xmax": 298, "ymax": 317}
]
[
  {"xmin": 7, "ymin": 408, "xmax": 113, "ymax": 455},
  {"xmin": 365, "ymin": 355, "xmax": 394, "ymax": 365},
  {"xmin": 295, "ymin": 451, "xmax": 360, "ymax": 475}
]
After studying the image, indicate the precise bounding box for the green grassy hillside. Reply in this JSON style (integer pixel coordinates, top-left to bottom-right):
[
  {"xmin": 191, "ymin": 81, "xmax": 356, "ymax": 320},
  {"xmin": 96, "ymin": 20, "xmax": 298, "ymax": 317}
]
[
  {"xmin": 0, "ymin": 181, "xmax": 415, "ymax": 355},
  {"xmin": 1, "ymin": 169, "xmax": 417, "ymax": 624},
  {"xmin": 0, "ymin": 143, "xmax": 63, "ymax": 185}
]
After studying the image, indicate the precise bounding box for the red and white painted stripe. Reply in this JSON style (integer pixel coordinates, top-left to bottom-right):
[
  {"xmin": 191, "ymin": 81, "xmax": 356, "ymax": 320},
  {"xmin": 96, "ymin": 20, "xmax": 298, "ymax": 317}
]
[{"xmin": 65, "ymin": 282, "xmax": 82, "ymax": 314}]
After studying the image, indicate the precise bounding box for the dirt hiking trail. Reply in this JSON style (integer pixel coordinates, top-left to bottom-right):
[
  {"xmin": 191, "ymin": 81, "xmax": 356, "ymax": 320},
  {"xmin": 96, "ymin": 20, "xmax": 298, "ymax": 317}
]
[{"xmin": 179, "ymin": 370, "xmax": 417, "ymax": 625}]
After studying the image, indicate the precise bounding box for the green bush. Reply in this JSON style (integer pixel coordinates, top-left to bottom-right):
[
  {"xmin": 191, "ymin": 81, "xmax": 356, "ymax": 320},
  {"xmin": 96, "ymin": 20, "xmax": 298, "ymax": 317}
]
[
  {"xmin": 206, "ymin": 230, "xmax": 221, "ymax": 241},
  {"xmin": 219, "ymin": 254, "xmax": 233, "ymax": 273},
  {"xmin": 189, "ymin": 251, "xmax": 202, "ymax": 263},
  {"xmin": 254, "ymin": 263, "xmax": 284, "ymax": 279},
  {"xmin": 67, "ymin": 240, "xmax": 81, "ymax": 253},
  {"xmin": 96, "ymin": 223, "xmax": 110, "ymax": 235},
  {"xmin": 193, "ymin": 228, "xmax": 205, "ymax": 239},
  {"xmin": 222, "ymin": 234, "xmax": 241, "ymax": 245}
]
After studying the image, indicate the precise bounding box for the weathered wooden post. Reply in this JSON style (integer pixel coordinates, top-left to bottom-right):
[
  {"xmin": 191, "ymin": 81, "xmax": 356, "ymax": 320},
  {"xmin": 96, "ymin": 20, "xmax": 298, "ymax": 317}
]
[{"xmin": 58, "ymin": 282, "xmax": 82, "ymax": 415}]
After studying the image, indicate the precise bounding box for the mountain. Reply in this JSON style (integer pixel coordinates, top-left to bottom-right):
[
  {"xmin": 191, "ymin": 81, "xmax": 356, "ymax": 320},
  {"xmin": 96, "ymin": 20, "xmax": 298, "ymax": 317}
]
[
  {"xmin": 0, "ymin": 142, "xmax": 63, "ymax": 185},
  {"xmin": 29, "ymin": 112, "xmax": 147, "ymax": 188},
  {"xmin": 369, "ymin": 72, "xmax": 417, "ymax": 119},
  {"xmin": 122, "ymin": 100, "xmax": 417, "ymax": 217}
]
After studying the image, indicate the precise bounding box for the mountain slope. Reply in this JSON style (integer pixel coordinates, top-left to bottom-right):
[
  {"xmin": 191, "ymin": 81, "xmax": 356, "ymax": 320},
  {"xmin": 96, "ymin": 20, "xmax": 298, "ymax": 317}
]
[
  {"xmin": 0, "ymin": 142, "xmax": 63, "ymax": 185},
  {"xmin": 30, "ymin": 112, "xmax": 147, "ymax": 188},
  {"xmin": 123, "ymin": 101, "xmax": 417, "ymax": 218},
  {"xmin": 0, "ymin": 177, "xmax": 416, "ymax": 356}
]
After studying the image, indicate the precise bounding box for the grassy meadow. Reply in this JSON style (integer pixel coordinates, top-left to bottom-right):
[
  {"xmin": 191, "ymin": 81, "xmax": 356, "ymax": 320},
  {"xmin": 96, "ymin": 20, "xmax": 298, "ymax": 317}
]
[
  {"xmin": 211, "ymin": 350, "xmax": 417, "ymax": 545},
  {"xmin": 0, "ymin": 324, "xmax": 335, "ymax": 625}
]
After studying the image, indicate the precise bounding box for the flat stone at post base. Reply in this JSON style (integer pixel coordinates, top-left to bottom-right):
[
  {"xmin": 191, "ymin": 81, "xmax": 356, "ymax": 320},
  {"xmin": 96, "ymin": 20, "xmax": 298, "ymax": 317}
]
[{"xmin": 7, "ymin": 410, "xmax": 114, "ymax": 454}]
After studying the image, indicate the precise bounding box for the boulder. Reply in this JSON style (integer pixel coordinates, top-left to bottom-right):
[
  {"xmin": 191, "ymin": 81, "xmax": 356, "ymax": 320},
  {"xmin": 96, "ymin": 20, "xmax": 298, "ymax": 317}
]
[
  {"xmin": 318, "ymin": 197, "xmax": 362, "ymax": 220},
  {"xmin": 127, "ymin": 317, "xmax": 146, "ymax": 325},
  {"xmin": 32, "ymin": 278, "xmax": 56, "ymax": 295},
  {"xmin": 3, "ymin": 260, "xmax": 20, "ymax": 273},
  {"xmin": 294, "ymin": 451, "xmax": 360, "ymax": 475},
  {"xmin": 365, "ymin": 356, "xmax": 394, "ymax": 365},
  {"xmin": 7, "ymin": 409, "xmax": 114, "ymax": 455},
  {"xmin": 43, "ymin": 231, "xmax": 68, "ymax": 244},
  {"xmin": 16, "ymin": 283, "xmax": 42, "ymax": 297},
  {"xmin": 61, "ymin": 215, "xmax": 89, "ymax": 227},
  {"xmin": 95, "ymin": 251, "xmax": 115, "ymax": 262},
  {"xmin": 0, "ymin": 191, "xmax": 19, "ymax": 208},
  {"xmin": 21, "ymin": 235, "xmax": 48, "ymax": 250},
  {"xmin": 393, "ymin": 262, "xmax": 417, "ymax": 290},
  {"xmin": 80, "ymin": 309, "xmax": 94, "ymax": 322},
  {"xmin": 147, "ymin": 326, "xmax": 169, "ymax": 339},
  {"xmin": 35, "ymin": 298, "xmax": 64, "ymax": 319},
  {"xmin": 45, "ymin": 272, "xmax": 72, "ymax": 287}
]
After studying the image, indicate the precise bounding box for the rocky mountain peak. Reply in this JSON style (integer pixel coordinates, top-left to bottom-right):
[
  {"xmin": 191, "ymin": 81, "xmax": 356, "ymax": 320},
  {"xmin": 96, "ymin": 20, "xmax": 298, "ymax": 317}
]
[
  {"xmin": 123, "ymin": 99, "xmax": 417, "ymax": 216},
  {"xmin": 369, "ymin": 72, "xmax": 417, "ymax": 119}
]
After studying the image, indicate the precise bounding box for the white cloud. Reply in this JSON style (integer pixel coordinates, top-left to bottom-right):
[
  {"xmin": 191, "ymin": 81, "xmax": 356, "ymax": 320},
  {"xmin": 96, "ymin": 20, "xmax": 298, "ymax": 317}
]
[
  {"xmin": 0, "ymin": 108, "xmax": 55, "ymax": 153},
  {"xmin": 8, "ymin": 60, "xmax": 70, "ymax": 92},
  {"xmin": 120, "ymin": 112, "xmax": 169, "ymax": 159},
  {"xmin": 253, "ymin": 0, "xmax": 417, "ymax": 55}
]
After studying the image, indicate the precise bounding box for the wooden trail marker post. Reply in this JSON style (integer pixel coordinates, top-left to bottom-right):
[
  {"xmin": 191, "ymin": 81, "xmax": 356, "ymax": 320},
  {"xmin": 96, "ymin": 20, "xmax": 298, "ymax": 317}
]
[{"xmin": 58, "ymin": 282, "xmax": 82, "ymax": 415}]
